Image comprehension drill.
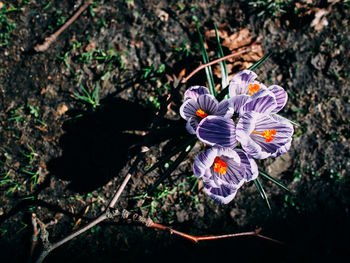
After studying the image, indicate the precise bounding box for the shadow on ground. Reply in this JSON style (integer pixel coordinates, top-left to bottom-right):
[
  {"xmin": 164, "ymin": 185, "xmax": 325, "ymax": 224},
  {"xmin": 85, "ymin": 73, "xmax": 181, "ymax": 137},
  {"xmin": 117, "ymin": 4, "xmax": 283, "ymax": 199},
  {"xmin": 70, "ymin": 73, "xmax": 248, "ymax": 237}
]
[{"xmin": 47, "ymin": 97, "xmax": 155, "ymax": 192}]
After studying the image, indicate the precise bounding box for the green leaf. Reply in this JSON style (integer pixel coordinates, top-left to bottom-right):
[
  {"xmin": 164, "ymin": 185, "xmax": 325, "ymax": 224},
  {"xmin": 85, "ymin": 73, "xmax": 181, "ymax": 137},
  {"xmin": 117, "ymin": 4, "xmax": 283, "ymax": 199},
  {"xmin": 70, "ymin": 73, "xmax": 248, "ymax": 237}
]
[
  {"xmin": 254, "ymin": 178, "xmax": 271, "ymax": 211},
  {"xmin": 259, "ymin": 169, "xmax": 290, "ymax": 192},
  {"xmin": 214, "ymin": 24, "xmax": 228, "ymax": 91},
  {"xmin": 197, "ymin": 26, "xmax": 216, "ymax": 97},
  {"xmin": 148, "ymin": 138, "xmax": 197, "ymax": 195},
  {"xmin": 248, "ymin": 53, "xmax": 271, "ymax": 71},
  {"xmin": 144, "ymin": 137, "xmax": 197, "ymax": 176},
  {"xmin": 275, "ymin": 114, "xmax": 302, "ymax": 127}
]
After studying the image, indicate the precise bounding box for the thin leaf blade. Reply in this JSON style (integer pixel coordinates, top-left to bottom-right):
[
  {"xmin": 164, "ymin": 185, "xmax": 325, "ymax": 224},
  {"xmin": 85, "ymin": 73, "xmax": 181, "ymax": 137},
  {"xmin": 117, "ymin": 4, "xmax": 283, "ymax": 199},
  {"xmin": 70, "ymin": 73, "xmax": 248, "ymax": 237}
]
[
  {"xmin": 254, "ymin": 178, "xmax": 271, "ymax": 211},
  {"xmin": 214, "ymin": 24, "xmax": 228, "ymax": 90},
  {"xmin": 197, "ymin": 26, "xmax": 216, "ymax": 97}
]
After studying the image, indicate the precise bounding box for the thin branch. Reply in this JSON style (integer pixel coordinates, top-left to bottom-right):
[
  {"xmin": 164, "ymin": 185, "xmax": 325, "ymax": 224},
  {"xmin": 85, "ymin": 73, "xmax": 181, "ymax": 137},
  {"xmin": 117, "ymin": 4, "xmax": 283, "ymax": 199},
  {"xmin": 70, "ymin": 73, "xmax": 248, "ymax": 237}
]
[
  {"xmin": 29, "ymin": 214, "xmax": 41, "ymax": 261},
  {"xmin": 120, "ymin": 209, "xmax": 285, "ymax": 245},
  {"xmin": 34, "ymin": 0, "xmax": 93, "ymax": 52},
  {"xmin": 181, "ymin": 37, "xmax": 261, "ymax": 83},
  {"xmin": 34, "ymin": 78, "xmax": 182, "ymax": 263}
]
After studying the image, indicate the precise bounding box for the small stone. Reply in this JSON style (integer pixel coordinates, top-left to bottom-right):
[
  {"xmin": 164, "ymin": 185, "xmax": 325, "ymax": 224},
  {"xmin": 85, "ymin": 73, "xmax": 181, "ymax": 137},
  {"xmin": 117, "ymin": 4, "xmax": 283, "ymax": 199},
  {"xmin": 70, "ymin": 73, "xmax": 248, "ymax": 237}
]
[
  {"xmin": 176, "ymin": 210, "xmax": 189, "ymax": 223},
  {"xmin": 56, "ymin": 104, "xmax": 68, "ymax": 116},
  {"xmin": 266, "ymin": 153, "xmax": 292, "ymax": 178}
]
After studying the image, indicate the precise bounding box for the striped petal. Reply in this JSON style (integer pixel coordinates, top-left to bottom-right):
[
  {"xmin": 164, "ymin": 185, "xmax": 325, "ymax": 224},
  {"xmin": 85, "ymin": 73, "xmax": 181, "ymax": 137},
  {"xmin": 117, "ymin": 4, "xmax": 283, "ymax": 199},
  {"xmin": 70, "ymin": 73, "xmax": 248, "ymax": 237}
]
[
  {"xmin": 193, "ymin": 147, "xmax": 259, "ymax": 204},
  {"xmin": 229, "ymin": 70, "xmax": 257, "ymax": 97},
  {"xmin": 197, "ymin": 94, "xmax": 218, "ymax": 114},
  {"xmin": 203, "ymin": 180, "xmax": 239, "ymax": 204},
  {"xmin": 216, "ymin": 99, "xmax": 234, "ymax": 118},
  {"xmin": 269, "ymin": 85, "xmax": 288, "ymax": 113},
  {"xmin": 185, "ymin": 117, "xmax": 198, "ymax": 134},
  {"xmin": 193, "ymin": 148, "xmax": 217, "ymax": 178},
  {"xmin": 237, "ymin": 112, "xmax": 294, "ymax": 159},
  {"xmin": 229, "ymin": 95, "xmax": 249, "ymax": 114},
  {"xmin": 242, "ymin": 89, "xmax": 277, "ymax": 114},
  {"xmin": 197, "ymin": 116, "xmax": 237, "ymax": 148},
  {"xmin": 235, "ymin": 149, "xmax": 258, "ymax": 181},
  {"xmin": 184, "ymin": 86, "xmax": 209, "ymax": 100},
  {"xmin": 179, "ymin": 98, "xmax": 199, "ymax": 120}
]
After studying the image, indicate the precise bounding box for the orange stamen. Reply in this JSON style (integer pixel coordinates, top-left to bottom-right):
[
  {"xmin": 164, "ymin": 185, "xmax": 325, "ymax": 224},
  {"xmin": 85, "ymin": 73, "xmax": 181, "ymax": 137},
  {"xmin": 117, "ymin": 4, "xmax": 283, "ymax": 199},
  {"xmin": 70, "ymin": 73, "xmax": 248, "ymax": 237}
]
[
  {"xmin": 252, "ymin": 129, "xmax": 276, "ymax": 143},
  {"xmin": 213, "ymin": 157, "xmax": 227, "ymax": 175},
  {"xmin": 248, "ymin": 83, "xmax": 260, "ymax": 95},
  {"xmin": 196, "ymin": 108, "xmax": 208, "ymax": 118}
]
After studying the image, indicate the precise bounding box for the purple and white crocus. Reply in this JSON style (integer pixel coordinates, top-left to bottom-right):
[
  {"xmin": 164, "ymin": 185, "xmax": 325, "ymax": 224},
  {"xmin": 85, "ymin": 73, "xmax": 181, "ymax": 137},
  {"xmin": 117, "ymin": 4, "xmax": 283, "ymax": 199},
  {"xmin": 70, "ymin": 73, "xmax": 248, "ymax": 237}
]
[
  {"xmin": 179, "ymin": 86, "xmax": 233, "ymax": 134},
  {"xmin": 193, "ymin": 147, "xmax": 258, "ymax": 204},
  {"xmin": 196, "ymin": 72, "xmax": 294, "ymax": 159},
  {"xmin": 229, "ymin": 69, "xmax": 288, "ymax": 114},
  {"xmin": 180, "ymin": 70, "xmax": 294, "ymax": 204}
]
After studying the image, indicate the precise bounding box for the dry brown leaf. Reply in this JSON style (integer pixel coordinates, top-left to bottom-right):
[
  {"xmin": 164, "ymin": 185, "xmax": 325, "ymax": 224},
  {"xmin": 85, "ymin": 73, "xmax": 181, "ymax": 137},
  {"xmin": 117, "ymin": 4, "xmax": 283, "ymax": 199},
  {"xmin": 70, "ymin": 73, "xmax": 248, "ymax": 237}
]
[
  {"xmin": 222, "ymin": 28, "xmax": 252, "ymax": 51},
  {"xmin": 205, "ymin": 27, "xmax": 263, "ymax": 79},
  {"xmin": 311, "ymin": 8, "xmax": 330, "ymax": 31},
  {"xmin": 204, "ymin": 28, "xmax": 229, "ymax": 40}
]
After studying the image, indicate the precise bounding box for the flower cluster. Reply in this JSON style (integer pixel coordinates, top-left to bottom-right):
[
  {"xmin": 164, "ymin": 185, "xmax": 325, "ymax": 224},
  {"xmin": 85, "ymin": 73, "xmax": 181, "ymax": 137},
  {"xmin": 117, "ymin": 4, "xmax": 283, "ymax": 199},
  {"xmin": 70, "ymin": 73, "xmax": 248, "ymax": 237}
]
[{"xmin": 180, "ymin": 70, "xmax": 294, "ymax": 204}]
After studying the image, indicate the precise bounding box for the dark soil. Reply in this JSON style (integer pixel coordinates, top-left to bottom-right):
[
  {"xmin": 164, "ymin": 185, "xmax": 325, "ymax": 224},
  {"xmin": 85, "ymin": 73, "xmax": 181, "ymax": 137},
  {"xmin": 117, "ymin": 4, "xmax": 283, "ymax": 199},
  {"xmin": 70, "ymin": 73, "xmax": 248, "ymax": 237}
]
[{"xmin": 0, "ymin": 0, "xmax": 349, "ymax": 263}]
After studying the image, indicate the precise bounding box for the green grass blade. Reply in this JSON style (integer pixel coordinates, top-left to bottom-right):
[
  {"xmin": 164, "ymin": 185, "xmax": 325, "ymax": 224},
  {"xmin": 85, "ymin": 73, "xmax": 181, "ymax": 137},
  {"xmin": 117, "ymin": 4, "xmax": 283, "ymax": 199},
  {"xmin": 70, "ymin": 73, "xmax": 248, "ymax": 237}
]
[
  {"xmin": 197, "ymin": 26, "xmax": 216, "ymax": 97},
  {"xmin": 148, "ymin": 139, "xmax": 197, "ymax": 195},
  {"xmin": 73, "ymin": 93, "xmax": 92, "ymax": 103},
  {"xmin": 80, "ymin": 84, "xmax": 92, "ymax": 98},
  {"xmin": 248, "ymin": 53, "xmax": 271, "ymax": 71},
  {"xmin": 92, "ymin": 84, "xmax": 99, "ymax": 102},
  {"xmin": 144, "ymin": 137, "xmax": 197, "ymax": 176},
  {"xmin": 259, "ymin": 169, "xmax": 290, "ymax": 192},
  {"xmin": 254, "ymin": 178, "xmax": 271, "ymax": 211},
  {"xmin": 214, "ymin": 24, "xmax": 228, "ymax": 90},
  {"xmin": 275, "ymin": 114, "xmax": 301, "ymax": 127}
]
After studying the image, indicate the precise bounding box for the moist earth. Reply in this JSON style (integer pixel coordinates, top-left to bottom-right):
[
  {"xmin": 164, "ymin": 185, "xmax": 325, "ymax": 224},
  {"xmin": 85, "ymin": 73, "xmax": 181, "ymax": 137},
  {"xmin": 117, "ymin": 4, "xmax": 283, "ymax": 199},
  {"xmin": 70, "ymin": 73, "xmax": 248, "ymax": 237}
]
[{"xmin": 0, "ymin": 1, "xmax": 349, "ymax": 263}]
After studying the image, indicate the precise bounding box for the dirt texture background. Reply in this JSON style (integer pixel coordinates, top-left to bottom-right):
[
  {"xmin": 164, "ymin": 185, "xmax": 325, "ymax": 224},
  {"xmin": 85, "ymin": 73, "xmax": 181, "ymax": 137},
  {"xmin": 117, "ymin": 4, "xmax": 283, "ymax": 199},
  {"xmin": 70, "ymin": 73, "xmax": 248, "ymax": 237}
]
[{"xmin": 0, "ymin": 0, "xmax": 349, "ymax": 262}]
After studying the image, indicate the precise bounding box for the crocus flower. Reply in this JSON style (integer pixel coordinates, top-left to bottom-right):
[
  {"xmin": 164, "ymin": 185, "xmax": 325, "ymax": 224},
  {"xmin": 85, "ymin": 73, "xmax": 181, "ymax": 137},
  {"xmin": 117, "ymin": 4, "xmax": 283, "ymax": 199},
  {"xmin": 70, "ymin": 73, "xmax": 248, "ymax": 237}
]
[
  {"xmin": 229, "ymin": 70, "xmax": 288, "ymax": 114},
  {"xmin": 180, "ymin": 86, "xmax": 233, "ymax": 134},
  {"xmin": 193, "ymin": 147, "xmax": 258, "ymax": 204},
  {"xmin": 197, "ymin": 94, "xmax": 293, "ymax": 159},
  {"xmin": 196, "ymin": 115, "xmax": 237, "ymax": 148},
  {"xmin": 236, "ymin": 112, "xmax": 293, "ymax": 159}
]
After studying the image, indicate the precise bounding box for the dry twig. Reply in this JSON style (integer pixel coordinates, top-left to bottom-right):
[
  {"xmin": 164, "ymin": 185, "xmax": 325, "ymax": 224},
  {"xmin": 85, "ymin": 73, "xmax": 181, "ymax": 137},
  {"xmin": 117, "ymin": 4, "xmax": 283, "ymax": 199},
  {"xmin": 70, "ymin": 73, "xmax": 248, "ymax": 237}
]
[
  {"xmin": 34, "ymin": 0, "xmax": 92, "ymax": 52},
  {"xmin": 34, "ymin": 78, "xmax": 182, "ymax": 263},
  {"xmin": 181, "ymin": 37, "xmax": 261, "ymax": 83},
  {"xmin": 120, "ymin": 209, "xmax": 285, "ymax": 245}
]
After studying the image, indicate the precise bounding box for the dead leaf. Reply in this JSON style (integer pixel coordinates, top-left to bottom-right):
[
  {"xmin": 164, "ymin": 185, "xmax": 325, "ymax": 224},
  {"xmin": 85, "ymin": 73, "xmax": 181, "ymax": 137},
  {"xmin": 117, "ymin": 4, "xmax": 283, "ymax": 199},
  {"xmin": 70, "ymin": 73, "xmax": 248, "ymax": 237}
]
[
  {"xmin": 57, "ymin": 104, "xmax": 68, "ymax": 116},
  {"xmin": 222, "ymin": 28, "xmax": 252, "ymax": 51},
  {"xmin": 157, "ymin": 9, "xmax": 169, "ymax": 22},
  {"xmin": 207, "ymin": 28, "xmax": 263, "ymax": 79},
  {"xmin": 85, "ymin": 41, "xmax": 97, "ymax": 52},
  {"xmin": 311, "ymin": 8, "xmax": 330, "ymax": 31}
]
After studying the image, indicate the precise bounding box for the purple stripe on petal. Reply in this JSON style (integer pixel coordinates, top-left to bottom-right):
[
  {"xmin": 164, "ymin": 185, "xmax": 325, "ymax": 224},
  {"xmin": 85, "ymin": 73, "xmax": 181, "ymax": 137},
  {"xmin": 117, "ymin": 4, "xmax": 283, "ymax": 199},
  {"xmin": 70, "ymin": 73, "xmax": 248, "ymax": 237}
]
[
  {"xmin": 203, "ymin": 181, "xmax": 238, "ymax": 204},
  {"xmin": 229, "ymin": 95, "xmax": 249, "ymax": 115},
  {"xmin": 217, "ymin": 99, "xmax": 234, "ymax": 118},
  {"xmin": 223, "ymin": 158, "xmax": 246, "ymax": 186},
  {"xmin": 236, "ymin": 112, "xmax": 271, "ymax": 159},
  {"xmin": 179, "ymin": 99, "xmax": 199, "ymax": 120},
  {"xmin": 254, "ymin": 114, "xmax": 294, "ymax": 138},
  {"xmin": 236, "ymin": 112, "xmax": 256, "ymax": 144},
  {"xmin": 185, "ymin": 117, "xmax": 198, "ymax": 134},
  {"xmin": 240, "ymin": 112, "xmax": 293, "ymax": 159},
  {"xmin": 235, "ymin": 149, "xmax": 258, "ymax": 181},
  {"xmin": 197, "ymin": 116, "xmax": 237, "ymax": 148},
  {"xmin": 269, "ymin": 85, "xmax": 288, "ymax": 113},
  {"xmin": 197, "ymin": 94, "xmax": 218, "ymax": 114},
  {"xmin": 184, "ymin": 86, "xmax": 209, "ymax": 100},
  {"xmin": 270, "ymin": 139, "xmax": 292, "ymax": 158},
  {"xmin": 229, "ymin": 70, "xmax": 257, "ymax": 97},
  {"xmin": 242, "ymin": 89, "xmax": 277, "ymax": 114},
  {"xmin": 216, "ymin": 147, "xmax": 241, "ymax": 163},
  {"xmin": 193, "ymin": 148, "xmax": 217, "ymax": 178}
]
